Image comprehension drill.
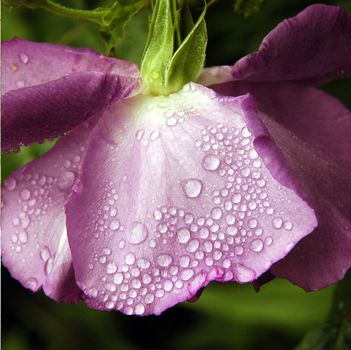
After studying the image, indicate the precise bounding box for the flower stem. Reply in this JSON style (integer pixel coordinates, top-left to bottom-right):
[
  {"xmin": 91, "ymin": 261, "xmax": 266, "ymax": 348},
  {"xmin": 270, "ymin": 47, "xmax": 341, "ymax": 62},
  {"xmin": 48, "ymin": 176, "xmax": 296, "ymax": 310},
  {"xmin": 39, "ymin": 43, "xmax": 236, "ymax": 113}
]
[{"xmin": 42, "ymin": 0, "xmax": 107, "ymax": 23}]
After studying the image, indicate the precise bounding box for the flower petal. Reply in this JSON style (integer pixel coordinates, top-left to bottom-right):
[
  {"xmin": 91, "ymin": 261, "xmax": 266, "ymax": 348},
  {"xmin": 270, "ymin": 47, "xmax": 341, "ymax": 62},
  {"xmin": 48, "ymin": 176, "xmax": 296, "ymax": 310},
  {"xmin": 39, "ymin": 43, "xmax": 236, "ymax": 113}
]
[
  {"xmin": 66, "ymin": 83, "xmax": 316, "ymax": 315},
  {"xmin": 2, "ymin": 72, "xmax": 139, "ymax": 152},
  {"xmin": 231, "ymin": 4, "xmax": 351, "ymax": 84},
  {"xmin": 1, "ymin": 118, "xmax": 96, "ymax": 302},
  {"xmin": 2, "ymin": 38, "xmax": 139, "ymax": 95},
  {"xmin": 238, "ymin": 82, "xmax": 351, "ymax": 290}
]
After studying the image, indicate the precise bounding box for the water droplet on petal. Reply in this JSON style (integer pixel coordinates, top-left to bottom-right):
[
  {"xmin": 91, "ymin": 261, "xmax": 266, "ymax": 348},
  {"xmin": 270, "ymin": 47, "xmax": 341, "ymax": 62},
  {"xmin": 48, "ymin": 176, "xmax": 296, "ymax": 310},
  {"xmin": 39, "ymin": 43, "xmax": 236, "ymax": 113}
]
[
  {"xmin": 58, "ymin": 171, "xmax": 75, "ymax": 190},
  {"xmin": 113, "ymin": 273, "xmax": 123, "ymax": 284},
  {"xmin": 211, "ymin": 207, "xmax": 222, "ymax": 220},
  {"xmin": 136, "ymin": 129, "xmax": 144, "ymax": 141},
  {"xmin": 17, "ymin": 80, "xmax": 25, "ymax": 88},
  {"xmin": 177, "ymin": 228, "xmax": 191, "ymax": 244},
  {"xmin": 284, "ymin": 221, "xmax": 293, "ymax": 231},
  {"xmin": 202, "ymin": 154, "xmax": 220, "ymax": 171},
  {"xmin": 19, "ymin": 53, "xmax": 29, "ymax": 64},
  {"xmin": 150, "ymin": 130, "xmax": 160, "ymax": 141},
  {"xmin": 232, "ymin": 193, "xmax": 241, "ymax": 204},
  {"xmin": 157, "ymin": 254, "xmax": 172, "ymax": 267},
  {"xmin": 40, "ymin": 246, "xmax": 51, "ymax": 262},
  {"xmin": 4, "ymin": 178, "xmax": 16, "ymax": 191},
  {"xmin": 250, "ymin": 239, "xmax": 263, "ymax": 252},
  {"xmin": 134, "ymin": 303, "xmax": 145, "ymax": 315},
  {"xmin": 236, "ymin": 264, "xmax": 255, "ymax": 282},
  {"xmin": 127, "ymin": 222, "xmax": 148, "ymax": 245},
  {"xmin": 20, "ymin": 189, "xmax": 31, "ymax": 201},
  {"xmin": 182, "ymin": 179, "xmax": 202, "ymax": 198},
  {"xmin": 272, "ymin": 217, "xmax": 283, "ymax": 229},
  {"xmin": 19, "ymin": 231, "xmax": 28, "ymax": 243},
  {"xmin": 106, "ymin": 262, "xmax": 117, "ymax": 274},
  {"xmin": 110, "ymin": 220, "xmax": 120, "ymax": 231},
  {"xmin": 125, "ymin": 253, "xmax": 136, "ymax": 265},
  {"xmin": 166, "ymin": 117, "xmax": 177, "ymax": 126},
  {"xmin": 45, "ymin": 257, "xmax": 54, "ymax": 275}
]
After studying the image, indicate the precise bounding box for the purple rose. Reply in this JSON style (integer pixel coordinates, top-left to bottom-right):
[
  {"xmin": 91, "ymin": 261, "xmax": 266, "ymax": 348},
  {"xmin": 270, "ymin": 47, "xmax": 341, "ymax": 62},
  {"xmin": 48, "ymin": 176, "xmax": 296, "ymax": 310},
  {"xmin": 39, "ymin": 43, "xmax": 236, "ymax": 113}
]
[{"xmin": 2, "ymin": 4, "xmax": 350, "ymax": 315}]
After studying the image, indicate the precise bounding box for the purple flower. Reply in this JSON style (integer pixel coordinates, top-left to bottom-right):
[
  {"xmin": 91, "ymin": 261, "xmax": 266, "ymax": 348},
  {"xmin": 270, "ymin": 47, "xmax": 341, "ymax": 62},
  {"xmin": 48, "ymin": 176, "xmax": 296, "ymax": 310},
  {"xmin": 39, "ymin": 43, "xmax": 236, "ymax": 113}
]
[{"xmin": 2, "ymin": 4, "xmax": 351, "ymax": 315}]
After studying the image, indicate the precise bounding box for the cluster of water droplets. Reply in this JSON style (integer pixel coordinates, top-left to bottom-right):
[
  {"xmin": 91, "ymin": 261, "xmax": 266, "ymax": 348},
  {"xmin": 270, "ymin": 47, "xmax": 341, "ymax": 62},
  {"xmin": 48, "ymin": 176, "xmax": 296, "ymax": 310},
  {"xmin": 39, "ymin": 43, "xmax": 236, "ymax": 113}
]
[
  {"xmin": 78, "ymin": 110, "xmax": 295, "ymax": 315},
  {"xmin": 3, "ymin": 134, "xmax": 87, "ymax": 290},
  {"xmin": 9, "ymin": 52, "xmax": 30, "ymax": 89}
]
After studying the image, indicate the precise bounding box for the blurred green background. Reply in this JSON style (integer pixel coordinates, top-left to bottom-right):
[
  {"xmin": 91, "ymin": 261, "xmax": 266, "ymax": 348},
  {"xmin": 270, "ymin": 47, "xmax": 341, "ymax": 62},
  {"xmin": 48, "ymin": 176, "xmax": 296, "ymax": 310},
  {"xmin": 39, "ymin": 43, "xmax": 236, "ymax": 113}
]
[{"xmin": 2, "ymin": 1, "xmax": 351, "ymax": 349}]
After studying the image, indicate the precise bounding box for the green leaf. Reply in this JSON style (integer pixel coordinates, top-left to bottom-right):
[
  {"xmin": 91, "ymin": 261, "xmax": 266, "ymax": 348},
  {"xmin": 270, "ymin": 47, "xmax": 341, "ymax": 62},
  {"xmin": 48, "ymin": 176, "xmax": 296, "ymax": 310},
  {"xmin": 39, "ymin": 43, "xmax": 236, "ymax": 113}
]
[
  {"xmin": 165, "ymin": 4, "xmax": 207, "ymax": 93},
  {"xmin": 140, "ymin": 0, "xmax": 174, "ymax": 95},
  {"xmin": 233, "ymin": 0, "xmax": 264, "ymax": 17},
  {"xmin": 296, "ymin": 270, "xmax": 351, "ymax": 350}
]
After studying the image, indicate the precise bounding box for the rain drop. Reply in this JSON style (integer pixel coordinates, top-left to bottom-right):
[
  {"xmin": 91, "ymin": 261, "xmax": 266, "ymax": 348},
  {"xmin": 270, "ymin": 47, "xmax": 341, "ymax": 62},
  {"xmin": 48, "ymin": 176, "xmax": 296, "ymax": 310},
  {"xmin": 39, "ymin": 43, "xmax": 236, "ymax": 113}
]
[
  {"xmin": 58, "ymin": 171, "xmax": 75, "ymax": 190},
  {"xmin": 202, "ymin": 154, "xmax": 220, "ymax": 171},
  {"xmin": 182, "ymin": 179, "xmax": 202, "ymax": 198},
  {"xmin": 157, "ymin": 254, "xmax": 172, "ymax": 267},
  {"xmin": 19, "ymin": 53, "xmax": 29, "ymax": 64},
  {"xmin": 20, "ymin": 189, "xmax": 31, "ymax": 201},
  {"xmin": 272, "ymin": 217, "xmax": 283, "ymax": 229},
  {"xmin": 4, "ymin": 178, "xmax": 16, "ymax": 191},
  {"xmin": 250, "ymin": 239, "xmax": 263, "ymax": 252},
  {"xmin": 106, "ymin": 262, "xmax": 118, "ymax": 274},
  {"xmin": 177, "ymin": 228, "xmax": 191, "ymax": 244},
  {"xmin": 127, "ymin": 222, "xmax": 148, "ymax": 245}
]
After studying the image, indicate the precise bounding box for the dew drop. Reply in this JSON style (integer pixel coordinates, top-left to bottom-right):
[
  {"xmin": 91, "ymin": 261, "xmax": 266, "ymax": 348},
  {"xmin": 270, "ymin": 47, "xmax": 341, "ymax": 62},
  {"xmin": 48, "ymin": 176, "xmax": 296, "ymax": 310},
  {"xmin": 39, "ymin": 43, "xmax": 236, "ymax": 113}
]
[
  {"xmin": 182, "ymin": 179, "xmax": 202, "ymax": 198},
  {"xmin": 157, "ymin": 254, "xmax": 172, "ymax": 267},
  {"xmin": 106, "ymin": 262, "xmax": 117, "ymax": 274},
  {"xmin": 181, "ymin": 269, "xmax": 194, "ymax": 281},
  {"xmin": 202, "ymin": 154, "xmax": 220, "ymax": 171},
  {"xmin": 166, "ymin": 117, "xmax": 177, "ymax": 126},
  {"xmin": 153, "ymin": 209, "xmax": 162, "ymax": 221},
  {"xmin": 45, "ymin": 257, "xmax": 54, "ymax": 275},
  {"xmin": 163, "ymin": 280, "xmax": 174, "ymax": 292},
  {"xmin": 236, "ymin": 264, "xmax": 255, "ymax": 282},
  {"xmin": 20, "ymin": 189, "xmax": 31, "ymax": 201},
  {"xmin": 136, "ymin": 129, "xmax": 144, "ymax": 141},
  {"xmin": 113, "ymin": 273, "xmax": 123, "ymax": 285},
  {"xmin": 250, "ymin": 239, "xmax": 263, "ymax": 252},
  {"xmin": 110, "ymin": 220, "xmax": 120, "ymax": 231},
  {"xmin": 125, "ymin": 253, "xmax": 136, "ymax": 265},
  {"xmin": 234, "ymin": 246, "xmax": 244, "ymax": 255},
  {"xmin": 211, "ymin": 207, "xmax": 222, "ymax": 220},
  {"xmin": 186, "ymin": 239, "xmax": 199, "ymax": 253},
  {"xmin": 284, "ymin": 221, "xmax": 293, "ymax": 231},
  {"xmin": 265, "ymin": 236, "xmax": 273, "ymax": 246},
  {"xmin": 145, "ymin": 294, "xmax": 154, "ymax": 304},
  {"xmin": 272, "ymin": 217, "xmax": 283, "ymax": 229},
  {"xmin": 19, "ymin": 231, "xmax": 28, "ymax": 243},
  {"xmin": 134, "ymin": 303, "xmax": 145, "ymax": 315},
  {"xmin": 150, "ymin": 130, "xmax": 160, "ymax": 141},
  {"xmin": 232, "ymin": 193, "xmax": 242, "ymax": 204},
  {"xmin": 177, "ymin": 228, "xmax": 191, "ymax": 244},
  {"xmin": 40, "ymin": 246, "xmax": 51, "ymax": 262},
  {"xmin": 127, "ymin": 222, "xmax": 148, "ymax": 245},
  {"xmin": 179, "ymin": 255, "xmax": 190, "ymax": 268},
  {"xmin": 58, "ymin": 171, "xmax": 75, "ymax": 190},
  {"xmin": 4, "ymin": 178, "xmax": 16, "ymax": 191},
  {"xmin": 248, "ymin": 218, "xmax": 258, "ymax": 229},
  {"xmin": 19, "ymin": 53, "xmax": 29, "ymax": 64}
]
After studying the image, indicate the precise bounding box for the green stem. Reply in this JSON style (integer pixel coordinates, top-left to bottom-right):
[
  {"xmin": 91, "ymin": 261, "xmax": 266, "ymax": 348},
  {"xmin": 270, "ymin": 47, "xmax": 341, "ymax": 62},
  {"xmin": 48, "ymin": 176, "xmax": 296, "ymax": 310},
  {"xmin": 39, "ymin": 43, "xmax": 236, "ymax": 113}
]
[{"xmin": 32, "ymin": 0, "xmax": 107, "ymax": 23}]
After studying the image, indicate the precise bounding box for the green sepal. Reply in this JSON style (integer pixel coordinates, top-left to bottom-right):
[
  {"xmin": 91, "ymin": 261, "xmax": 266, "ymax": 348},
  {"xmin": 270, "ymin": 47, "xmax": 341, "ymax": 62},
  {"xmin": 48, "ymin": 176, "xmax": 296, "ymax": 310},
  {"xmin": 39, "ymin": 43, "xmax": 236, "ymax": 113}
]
[
  {"xmin": 140, "ymin": 0, "xmax": 174, "ymax": 95},
  {"xmin": 165, "ymin": 3, "xmax": 207, "ymax": 94}
]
